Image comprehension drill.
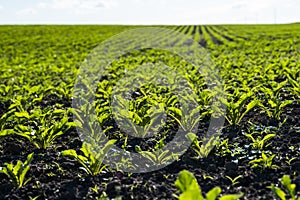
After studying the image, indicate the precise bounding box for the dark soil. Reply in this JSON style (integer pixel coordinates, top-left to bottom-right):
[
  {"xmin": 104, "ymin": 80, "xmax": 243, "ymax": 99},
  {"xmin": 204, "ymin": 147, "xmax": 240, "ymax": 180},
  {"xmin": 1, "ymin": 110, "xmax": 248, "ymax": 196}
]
[
  {"xmin": 0, "ymin": 96, "xmax": 299, "ymax": 200},
  {"xmin": 204, "ymin": 27, "xmax": 224, "ymax": 45},
  {"xmin": 199, "ymin": 39, "xmax": 207, "ymax": 47},
  {"xmin": 210, "ymin": 27, "xmax": 234, "ymax": 42},
  {"xmin": 216, "ymin": 26, "xmax": 250, "ymax": 41}
]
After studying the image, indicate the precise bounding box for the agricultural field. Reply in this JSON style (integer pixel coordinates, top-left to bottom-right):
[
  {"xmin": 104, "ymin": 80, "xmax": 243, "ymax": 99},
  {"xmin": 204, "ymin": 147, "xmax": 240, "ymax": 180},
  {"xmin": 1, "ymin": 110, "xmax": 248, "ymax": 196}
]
[{"xmin": 0, "ymin": 24, "xmax": 300, "ymax": 199}]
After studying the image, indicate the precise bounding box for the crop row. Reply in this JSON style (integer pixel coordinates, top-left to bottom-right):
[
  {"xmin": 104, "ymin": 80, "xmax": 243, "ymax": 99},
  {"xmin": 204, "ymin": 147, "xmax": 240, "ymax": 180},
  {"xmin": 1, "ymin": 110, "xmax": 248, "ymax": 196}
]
[{"xmin": 0, "ymin": 25, "xmax": 299, "ymax": 199}]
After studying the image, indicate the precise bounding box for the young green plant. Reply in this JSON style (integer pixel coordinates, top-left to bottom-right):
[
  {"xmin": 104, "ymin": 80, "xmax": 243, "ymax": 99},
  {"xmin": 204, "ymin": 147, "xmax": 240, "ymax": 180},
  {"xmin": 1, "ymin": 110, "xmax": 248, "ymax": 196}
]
[
  {"xmin": 61, "ymin": 140, "xmax": 116, "ymax": 175},
  {"xmin": 259, "ymin": 81, "xmax": 294, "ymax": 120},
  {"xmin": 213, "ymin": 91, "xmax": 259, "ymax": 126},
  {"xmin": 174, "ymin": 170, "xmax": 244, "ymax": 200},
  {"xmin": 14, "ymin": 108, "xmax": 74, "ymax": 149},
  {"xmin": 187, "ymin": 133, "xmax": 218, "ymax": 158},
  {"xmin": 136, "ymin": 138, "xmax": 180, "ymax": 165},
  {"xmin": 225, "ymin": 175, "xmax": 243, "ymax": 186},
  {"xmin": 249, "ymin": 151, "xmax": 278, "ymax": 170},
  {"xmin": 245, "ymin": 133, "xmax": 276, "ymax": 149},
  {"xmin": 268, "ymin": 175, "xmax": 300, "ymax": 200},
  {"xmin": 0, "ymin": 153, "xmax": 34, "ymax": 187}
]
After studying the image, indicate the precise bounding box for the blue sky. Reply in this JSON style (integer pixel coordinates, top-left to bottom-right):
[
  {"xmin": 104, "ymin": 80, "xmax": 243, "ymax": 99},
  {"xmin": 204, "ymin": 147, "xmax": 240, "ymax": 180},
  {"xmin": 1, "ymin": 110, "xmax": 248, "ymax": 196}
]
[{"xmin": 0, "ymin": 0, "xmax": 299, "ymax": 24}]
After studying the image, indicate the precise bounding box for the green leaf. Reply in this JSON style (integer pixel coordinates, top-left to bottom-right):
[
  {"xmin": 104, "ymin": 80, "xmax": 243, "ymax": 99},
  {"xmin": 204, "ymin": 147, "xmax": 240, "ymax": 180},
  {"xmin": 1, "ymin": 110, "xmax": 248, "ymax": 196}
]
[
  {"xmin": 279, "ymin": 100, "xmax": 293, "ymax": 110},
  {"xmin": 269, "ymin": 184, "xmax": 286, "ymax": 200},
  {"xmin": 175, "ymin": 170, "xmax": 203, "ymax": 200},
  {"xmin": 262, "ymin": 152, "xmax": 267, "ymax": 160},
  {"xmin": 274, "ymin": 80, "xmax": 288, "ymax": 93},
  {"xmin": 245, "ymin": 134, "xmax": 255, "ymax": 142},
  {"xmin": 187, "ymin": 132, "xmax": 198, "ymax": 143},
  {"xmin": 281, "ymin": 175, "xmax": 296, "ymax": 198},
  {"xmin": 206, "ymin": 187, "xmax": 221, "ymax": 200},
  {"xmin": 263, "ymin": 134, "xmax": 276, "ymax": 141},
  {"xmin": 268, "ymin": 99, "xmax": 277, "ymax": 108},
  {"xmin": 52, "ymin": 109, "xmax": 66, "ymax": 115},
  {"xmin": 169, "ymin": 107, "xmax": 182, "ymax": 118},
  {"xmin": 0, "ymin": 129, "xmax": 14, "ymax": 140},
  {"xmin": 61, "ymin": 149, "xmax": 78, "ymax": 158},
  {"xmin": 219, "ymin": 193, "xmax": 244, "ymax": 200},
  {"xmin": 140, "ymin": 151, "xmax": 157, "ymax": 163},
  {"xmin": 237, "ymin": 99, "xmax": 258, "ymax": 124},
  {"xmin": 14, "ymin": 111, "xmax": 30, "ymax": 119}
]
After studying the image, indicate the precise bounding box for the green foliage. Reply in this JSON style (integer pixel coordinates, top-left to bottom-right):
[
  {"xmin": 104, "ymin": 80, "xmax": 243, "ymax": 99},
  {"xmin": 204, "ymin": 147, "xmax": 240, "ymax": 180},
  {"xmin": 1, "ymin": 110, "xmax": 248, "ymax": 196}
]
[
  {"xmin": 174, "ymin": 170, "xmax": 244, "ymax": 200},
  {"xmin": 225, "ymin": 175, "xmax": 243, "ymax": 186},
  {"xmin": 168, "ymin": 94, "xmax": 210, "ymax": 132},
  {"xmin": 213, "ymin": 91, "xmax": 259, "ymax": 126},
  {"xmin": 69, "ymin": 106, "xmax": 111, "ymax": 143},
  {"xmin": 0, "ymin": 153, "xmax": 34, "ymax": 187},
  {"xmin": 268, "ymin": 175, "xmax": 300, "ymax": 200},
  {"xmin": 258, "ymin": 81, "xmax": 294, "ymax": 120},
  {"xmin": 112, "ymin": 83, "xmax": 171, "ymax": 138},
  {"xmin": 0, "ymin": 108, "xmax": 16, "ymax": 130},
  {"xmin": 61, "ymin": 140, "xmax": 116, "ymax": 175},
  {"xmin": 0, "ymin": 24, "xmax": 300, "ymax": 199},
  {"xmin": 14, "ymin": 108, "xmax": 74, "ymax": 149},
  {"xmin": 249, "ymin": 152, "xmax": 278, "ymax": 170},
  {"xmin": 113, "ymin": 96, "xmax": 166, "ymax": 138},
  {"xmin": 136, "ymin": 138, "xmax": 180, "ymax": 165},
  {"xmin": 0, "ymin": 129, "xmax": 13, "ymax": 140},
  {"xmin": 136, "ymin": 147, "xmax": 178, "ymax": 165},
  {"xmin": 187, "ymin": 133, "xmax": 218, "ymax": 158},
  {"xmin": 285, "ymin": 67, "xmax": 300, "ymax": 98},
  {"xmin": 245, "ymin": 133, "xmax": 276, "ymax": 149}
]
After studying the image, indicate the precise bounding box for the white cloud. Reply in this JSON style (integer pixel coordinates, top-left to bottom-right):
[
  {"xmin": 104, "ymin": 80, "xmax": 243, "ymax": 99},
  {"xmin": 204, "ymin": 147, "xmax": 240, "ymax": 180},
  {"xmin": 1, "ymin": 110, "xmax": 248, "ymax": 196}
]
[
  {"xmin": 232, "ymin": 3, "xmax": 246, "ymax": 10},
  {"xmin": 16, "ymin": 8, "xmax": 37, "ymax": 15},
  {"xmin": 0, "ymin": 5, "xmax": 3, "ymax": 10},
  {"xmin": 231, "ymin": 0, "xmax": 274, "ymax": 12},
  {"xmin": 38, "ymin": 0, "xmax": 114, "ymax": 14}
]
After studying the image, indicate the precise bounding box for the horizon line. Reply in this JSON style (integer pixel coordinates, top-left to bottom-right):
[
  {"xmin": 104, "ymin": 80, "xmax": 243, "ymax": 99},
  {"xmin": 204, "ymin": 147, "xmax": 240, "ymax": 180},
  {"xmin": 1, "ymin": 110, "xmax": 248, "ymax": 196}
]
[{"xmin": 0, "ymin": 21, "xmax": 299, "ymax": 26}]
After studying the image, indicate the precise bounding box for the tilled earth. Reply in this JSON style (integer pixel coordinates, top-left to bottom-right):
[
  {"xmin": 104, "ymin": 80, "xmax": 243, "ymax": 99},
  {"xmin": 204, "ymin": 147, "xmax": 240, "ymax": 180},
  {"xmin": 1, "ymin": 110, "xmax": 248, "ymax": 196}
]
[{"xmin": 0, "ymin": 99, "xmax": 300, "ymax": 200}]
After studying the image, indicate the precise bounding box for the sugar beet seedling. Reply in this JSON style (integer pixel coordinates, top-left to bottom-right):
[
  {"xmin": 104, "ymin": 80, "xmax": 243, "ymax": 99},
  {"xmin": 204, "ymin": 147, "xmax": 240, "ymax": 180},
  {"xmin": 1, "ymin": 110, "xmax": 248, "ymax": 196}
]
[
  {"xmin": 61, "ymin": 140, "xmax": 116, "ymax": 176},
  {"xmin": 14, "ymin": 108, "xmax": 75, "ymax": 149},
  {"xmin": 174, "ymin": 170, "xmax": 244, "ymax": 200},
  {"xmin": 268, "ymin": 175, "xmax": 300, "ymax": 200},
  {"xmin": 0, "ymin": 153, "xmax": 34, "ymax": 187},
  {"xmin": 212, "ymin": 90, "xmax": 259, "ymax": 126}
]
